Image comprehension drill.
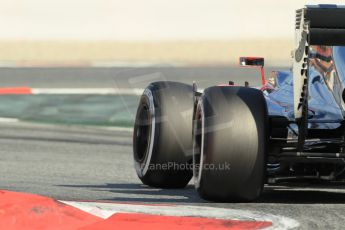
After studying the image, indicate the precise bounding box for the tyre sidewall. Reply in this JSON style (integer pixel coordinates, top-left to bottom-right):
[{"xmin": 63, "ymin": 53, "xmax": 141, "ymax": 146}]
[{"xmin": 196, "ymin": 86, "xmax": 268, "ymax": 201}]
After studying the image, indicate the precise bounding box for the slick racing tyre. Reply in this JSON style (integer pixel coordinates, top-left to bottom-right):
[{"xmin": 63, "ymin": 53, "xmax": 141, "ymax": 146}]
[
  {"xmin": 133, "ymin": 81, "xmax": 194, "ymax": 188},
  {"xmin": 193, "ymin": 86, "xmax": 268, "ymax": 201}
]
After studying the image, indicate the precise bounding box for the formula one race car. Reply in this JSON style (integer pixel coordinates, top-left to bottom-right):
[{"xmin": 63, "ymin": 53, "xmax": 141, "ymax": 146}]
[{"xmin": 133, "ymin": 5, "xmax": 345, "ymax": 201}]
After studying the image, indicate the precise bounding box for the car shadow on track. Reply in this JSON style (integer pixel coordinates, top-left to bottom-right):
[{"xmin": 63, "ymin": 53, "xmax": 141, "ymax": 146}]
[
  {"xmin": 258, "ymin": 184, "xmax": 345, "ymax": 204},
  {"xmin": 59, "ymin": 183, "xmax": 205, "ymax": 203},
  {"xmin": 59, "ymin": 183, "xmax": 345, "ymax": 204}
]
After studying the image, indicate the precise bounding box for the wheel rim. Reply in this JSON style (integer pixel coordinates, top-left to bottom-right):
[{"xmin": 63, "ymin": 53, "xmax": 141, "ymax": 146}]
[
  {"xmin": 134, "ymin": 88, "xmax": 156, "ymax": 177},
  {"xmin": 193, "ymin": 100, "xmax": 205, "ymax": 189},
  {"xmin": 134, "ymin": 104, "xmax": 152, "ymax": 163}
]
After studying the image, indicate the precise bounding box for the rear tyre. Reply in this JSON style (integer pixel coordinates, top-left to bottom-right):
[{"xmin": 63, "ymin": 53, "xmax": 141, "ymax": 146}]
[
  {"xmin": 133, "ymin": 81, "xmax": 194, "ymax": 188},
  {"xmin": 193, "ymin": 86, "xmax": 268, "ymax": 201}
]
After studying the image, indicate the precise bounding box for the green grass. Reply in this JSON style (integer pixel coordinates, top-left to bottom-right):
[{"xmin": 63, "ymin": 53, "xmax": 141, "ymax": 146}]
[{"xmin": 0, "ymin": 95, "xmax": 139, "ymax": 127}]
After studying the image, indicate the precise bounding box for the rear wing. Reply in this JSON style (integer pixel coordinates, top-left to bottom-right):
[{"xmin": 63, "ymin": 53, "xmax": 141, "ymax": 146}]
[
  {"xmin": 306, "ymin": 5, "xmax": 345, "ymax": 46},
  {"xmin": 293, "ymin": 5, "xmax": 345, "ymax": 149}
]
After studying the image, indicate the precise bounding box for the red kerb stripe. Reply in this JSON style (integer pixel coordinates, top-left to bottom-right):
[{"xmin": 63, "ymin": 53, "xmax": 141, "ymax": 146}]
[{"xmin": 0, "ymin": 87, "xmax": 32, "ymax": 95}]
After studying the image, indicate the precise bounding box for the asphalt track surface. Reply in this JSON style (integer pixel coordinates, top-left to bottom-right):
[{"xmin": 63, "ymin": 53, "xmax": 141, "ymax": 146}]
[
  {"xmin": 1, "ymin": 122, "xmax": 345, "ymax": 229},
  {"xmin": 1, "ymin": 67, "xmax": 345, "ymax": 229}
]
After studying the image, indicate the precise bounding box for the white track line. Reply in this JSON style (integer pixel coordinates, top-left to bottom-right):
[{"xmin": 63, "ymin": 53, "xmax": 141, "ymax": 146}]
[
  {"xmin": 0, "ymin": 87, "xmax": 205, "ymax": 95},
  {"xmin": 0, "ymin": 117, "xmax": 19, "ymax": 123},
  {"xmin": 101, "ymin": 126, "xmax": 133, "ymax": 132},
  {"xmin": 31, "ymin": 87, "xmax": 205, "ymax": 95},
  {"xmin": 61, "ymin": 201, "xmax": 299, "ymax": 230},
  {"xmin": 31, "ymin": 88, "xmax": 144, "ymax": 95}
]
